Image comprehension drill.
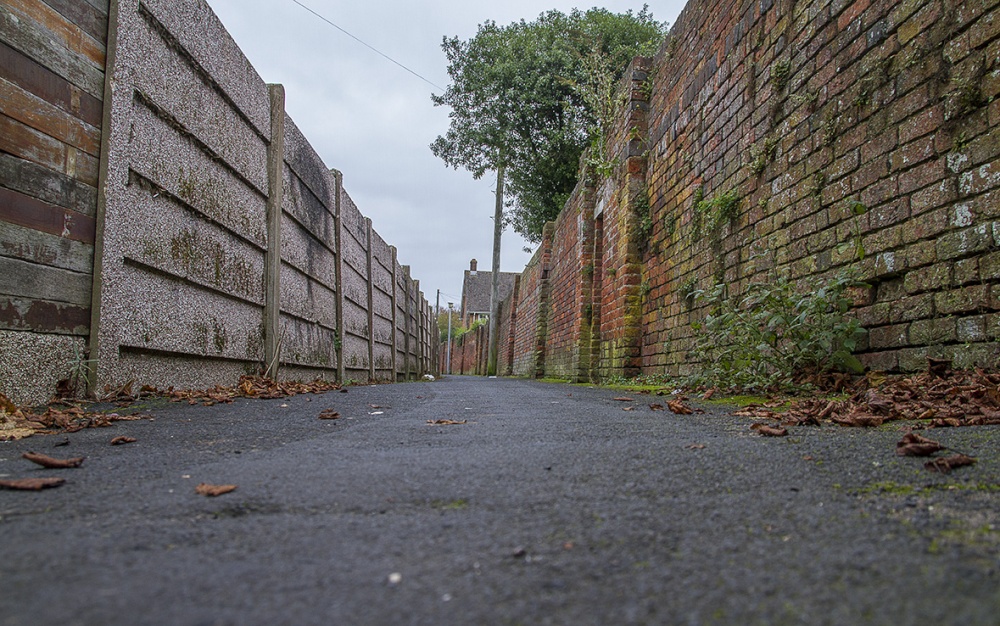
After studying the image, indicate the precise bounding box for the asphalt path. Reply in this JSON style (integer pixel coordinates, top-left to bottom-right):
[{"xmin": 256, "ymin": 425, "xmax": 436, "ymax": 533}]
[{"xmin": 2, "ymin": 376, "xmax": 999, "ymax": 625}]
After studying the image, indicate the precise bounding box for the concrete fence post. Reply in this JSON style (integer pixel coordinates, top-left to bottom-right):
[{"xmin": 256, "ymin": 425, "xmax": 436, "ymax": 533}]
[
  {"xmin": 264, "ymin": 84, "xmax": 285, "ymax": 378},
  {"xmin": 402, "ymin": 266, "xmax": 411, "ymax": 380},
  {"xmin": 389, "ymin": 246, "xmax": 398, "ymax": 380},
  {"xmin": 331, "ymin": 168, "xmax": 345, "ymax": 383},
  {"xmin": 414, "ymin": 281, "xmax": 422, "ymax": 376},
  {"xmin": 365, "ymin": 217, "xmax": 375, "ymax": 381}
]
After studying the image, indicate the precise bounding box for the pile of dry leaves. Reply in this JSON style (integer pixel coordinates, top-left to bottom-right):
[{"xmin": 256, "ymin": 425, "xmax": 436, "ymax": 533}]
[
  {"xmin": 1, "ymin": 375, "xmax": 342, "ymax": 441},
  {"xmin": 738, "ymin": 358, "xmax": 998, "ymax": 472},
  {"xmin": 102, "ymin": 375, "xmax": 342, "ymax": 407},
  {"xmin": 1, "ymin": 393, "xmax": 143, "ymax": 441},
  {"xmin": 739, "ymin": 359, "xmax": 1000, "ymax": 430}
]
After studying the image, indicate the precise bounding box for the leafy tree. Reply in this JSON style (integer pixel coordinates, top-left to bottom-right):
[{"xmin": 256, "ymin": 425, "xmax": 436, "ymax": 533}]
[{"xmin": 431, "ymin": 7, "xmax": 667, "ymax": 243}]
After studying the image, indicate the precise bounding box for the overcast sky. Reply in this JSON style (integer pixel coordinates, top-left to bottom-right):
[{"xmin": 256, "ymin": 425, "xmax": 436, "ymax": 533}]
[{"xmin": 203, "ymin": 0, "xmax": 687, "ymax": 309}]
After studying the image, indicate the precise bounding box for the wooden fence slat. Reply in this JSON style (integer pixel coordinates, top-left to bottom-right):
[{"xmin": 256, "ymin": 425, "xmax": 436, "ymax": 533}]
[
  {"xmin": 0, "ymin": 114, "xmax": 100, "ymax": 187},
  {"xmin": 0, "ymin": 255, "xmax": 91, "ymax": 306},
  {"xmin": 0, "ymin": 294, "xmax": 90, "ymax": 335},
  {"xmin": 0, "ymin": 76, "xmax": 102, "ymax": 156},
  {"xmin": 3, "ymin": 0, "xmax": 106, "ymax": 69},
  {"xmin": 0, "ymin": 6, "xmax": 105, "ymax": 99},
  {"xmin": 0, "ymin": 40, "xmax": 103, "ymax": 128},
  {"xmin": 0, "ymin": 152, "xmax": 97, "ymax": 217},
  {"xmin": 0, "ymin": 186, "xmax": 96, "ymax": 245},
  {"xmin": 39, "ymin": 0, "xmax": 108, "ymax": 44},
  {"xmin": 0, "ymin": 220, "xmax": 94, "ymax": 274},
  {"xmin": 0, "ymin": 112, "xmax": 66, "ymax": 174}
]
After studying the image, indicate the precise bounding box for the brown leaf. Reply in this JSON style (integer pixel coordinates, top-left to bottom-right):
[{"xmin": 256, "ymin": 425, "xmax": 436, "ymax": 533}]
[
  {"xmin": 22, "ymin": 451, "xmax": 85, "ymax": 469},
  {"xmin": 427, "ymin": 419, "xmax": 467, "ymax": 425},
  {"xmin": 685, "ymin": 443, "xmax": 706, "ymax": 450},
  {"xmin": 818, "ymin": 401, "xmax": 838, "ymax": 419},
  {"xmin": 925, "ymin": 454, "xmax": 976, "ymax": 474},
  {"xmin": 930, "ymin": 417, "xmax": 964, "ymax": 428},
  {"xmin": 195, "ymin": 483, "xmax": 237, "ymax": 497},
  {"xmin": 318, "ymin": 409, "xmax": 341, "ymax": 420},
  {"xmin": 111, "ymin": 436, "xmax": 137, "ymax": 445},
  {"xmin": 916, "ymin": 408, "xmax": 936, "ymax": 420},
  {"xmin": 0, "ymin": 392, "xmax": 25, "ymax": 418},
  {"xmin": 649, "ymin": 404, "xmax": 665, "ymax": 411},
  {"xmin": 895, "ymin": 433, "xmax": 944, "ymax": 457},
  {"xmin": 622, "ymin": 406, "xmax": 635, "ymax": 411},
  {"xmin": 667, "ymin": 400, "xmax": 693, "ymax": 415},
  {"xmin": 0, "ymin": 477, "xmax": 66, "ymax": 491},
  {"xmin": 613, "ymin": 397, "xmax": 634, "ymax": 402},
  {"xmin": 751, "ymin": 423, "xmax": 788, "ymax": 437},
  {"xmin": 832, "ymin": 413, "xmax": 884, "ymax": 427},
  {"xmin": 701, "ymin": 388, "xmax": 716, "ymax": 400}
]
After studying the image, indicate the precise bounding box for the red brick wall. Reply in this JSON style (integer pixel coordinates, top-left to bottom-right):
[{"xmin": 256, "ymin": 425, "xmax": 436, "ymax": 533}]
[
  {"xmin": 510, "ymin": 224, "xmax": 553, "ymax": 377},
  {"xmin": 543, "ymin": 179, "xmax": 596, "ymax": 379},
  {"xmin": 641, "ymin": 0, "xmax": 1000, "ymax": 374},
  {"xmin": 501, "ymin": 0, "xmax": 1000, "ymax": 379}
]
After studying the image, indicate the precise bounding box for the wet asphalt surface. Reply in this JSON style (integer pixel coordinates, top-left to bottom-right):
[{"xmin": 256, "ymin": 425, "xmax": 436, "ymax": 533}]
[{"xmin": 2, "ymin": 375, "xmax": 999, "ymax": 625}]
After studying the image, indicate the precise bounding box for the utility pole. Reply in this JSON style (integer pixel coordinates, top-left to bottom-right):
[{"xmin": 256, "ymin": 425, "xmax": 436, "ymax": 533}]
[
  {"xmin": 435, "ymin": 289, "xmax": 440, "ymax": 319},
  {"xmin": 446, "ymin": 302, "xmax": 454, "ymax": 375},
  {"xmin": 487, "ymin": 164, "xmax": 504, "ymax": 377}
]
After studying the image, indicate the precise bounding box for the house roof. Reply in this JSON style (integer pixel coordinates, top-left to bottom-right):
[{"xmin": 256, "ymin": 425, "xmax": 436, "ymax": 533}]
[{"xmin": 462, "ymin": 269, "xmax": 518, "ymax": 316}]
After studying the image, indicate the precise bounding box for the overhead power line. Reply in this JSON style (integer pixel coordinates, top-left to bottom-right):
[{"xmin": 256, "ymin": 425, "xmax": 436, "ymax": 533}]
[{"xmin": 290, "ymin": 0, "xmax": 446, "ymax": 92}]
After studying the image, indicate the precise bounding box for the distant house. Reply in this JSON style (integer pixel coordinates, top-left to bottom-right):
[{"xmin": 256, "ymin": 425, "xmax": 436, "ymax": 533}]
[{"xmin": 460, "ymin": 259, "xmax": 518, "ymax": 326}]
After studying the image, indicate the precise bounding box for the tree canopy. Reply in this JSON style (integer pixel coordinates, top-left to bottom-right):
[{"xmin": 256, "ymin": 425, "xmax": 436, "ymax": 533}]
[{"xmin": 431, "ymin": 7, "xmax": 667, "ymax": 243}]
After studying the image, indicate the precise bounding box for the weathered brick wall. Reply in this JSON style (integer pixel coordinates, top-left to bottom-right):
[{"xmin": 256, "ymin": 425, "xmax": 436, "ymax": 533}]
[
  {"xmin": 497, "ymin": 275, "xmax": 519, "ymax": 376},
  {"xmin": 510, "ymin": 224, "xmax": 553, "ymax": 377},
  {"xmin": 501, "ymin": 0, "xmax": 1000, "ymax": 380},
  {"xmin": 594, "ymin": 60, "xmax": 652, "ymax": 381},
  {"xmin": 0, "ymin": 0, "xmax": 435, "ymax": 403},
  {"xmin": 644, "ymin": 0, "xmax": 1000, "ymax": 375},
  {"xmin": 0, "ymin": 0, "xmax": 108, "ymax": 404},
  {"xmin": 543, "ymin": 178, "xmax": 596, "ymax": 379}
]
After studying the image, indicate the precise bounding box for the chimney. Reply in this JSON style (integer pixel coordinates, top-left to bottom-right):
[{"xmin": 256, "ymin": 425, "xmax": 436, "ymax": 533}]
[{"xmin": 470, "ymin": 259, "xmax": 478, "ymax": 273}]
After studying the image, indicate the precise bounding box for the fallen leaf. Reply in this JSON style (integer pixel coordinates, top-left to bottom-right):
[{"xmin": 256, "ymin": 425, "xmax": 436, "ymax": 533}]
[
  {"xmin": 701, "ymin": 388, "xmax": 716, "ymax": 400},
  {"xmin": 925, "ymin": 454, "xmax": 976, "ymax": 473},
  {"xmin": 318, "ymin": 409, "xmax": 341, "ymax": 420},
  {"xmin": 0, "ymin": 477, "xmax": 66, "ymax": 490},
  {"xmin": 195, "ymin": 483, "xmax": 237, "ymax": 497},
  {"xmin": 22, "ymin": 451, "xmax": 85, "ymax": 469},
  {"xmin": 649, "ymin": 404, "xmax": 665, "ymax": 411},
  {"xmin": 427, "ymin": 419, "xmax": 467, "ymax": 425},
  {"xmin": 832, "ymin": 413, "xmax": 884, "ymax": 427},
  {"xmin": 930, "ymin": 417, "xmax": 963, "ymax": 428},
  {"xmin": 667, "ymin": 400, "xmax": 693, "ymax": 415},
  {"xmin": 111, "ymin": 436, "xmax": 137, "ymax": 445},
  {"xmin": 622, "ymin": 406, "xmax": 635, "ymax": 411},
  {"xmin": 685, "ymin": 443, "xmax": 706, "ymax": 450},
  {"xmin": 613, "ymin": 397, "xmax": 633, "ymax": 402},
  {"xmin": 818, "ymin": 401, "xmax": 838, "ymax": 419},
  {"xmin": 751, "ymin": 423, "xmax": 788, "ymax": 437},
  {"xmin": 895, "ymin": 433, "xmax": 945, "ymax": 457}
]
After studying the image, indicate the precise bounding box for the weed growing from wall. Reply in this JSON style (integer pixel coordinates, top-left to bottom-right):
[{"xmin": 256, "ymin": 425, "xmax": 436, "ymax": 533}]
[
  {"xmin": 688, "ymin": 270, "xmax": 867, "ymax": 392},
  {"xmin": 695, "ymin": 189, "xmax": 741, "ymax": 232},
  {"xmin": 747, "ymin": 135, "xmax": 778, "ymax": 177}
]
